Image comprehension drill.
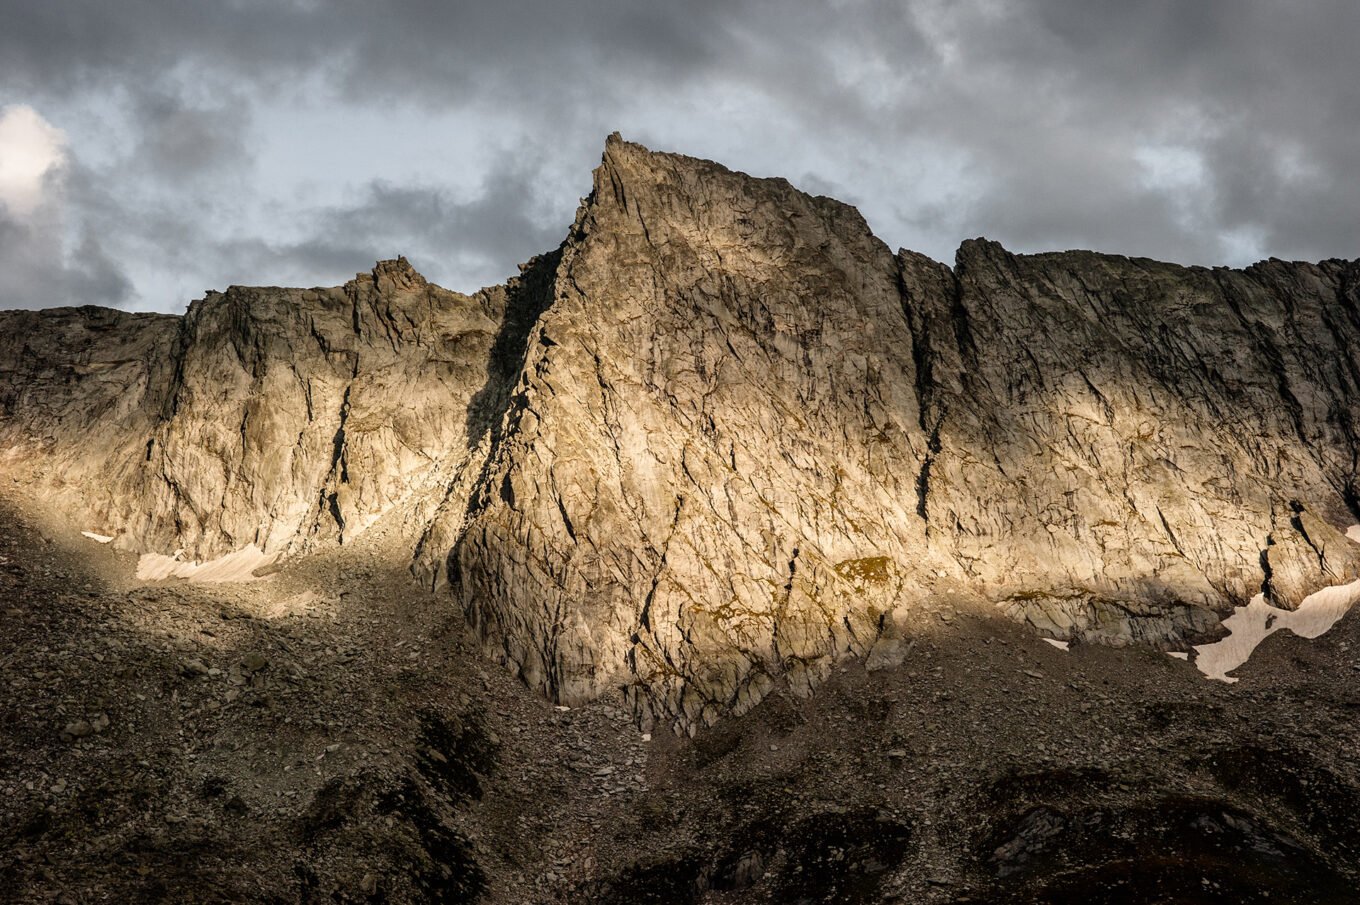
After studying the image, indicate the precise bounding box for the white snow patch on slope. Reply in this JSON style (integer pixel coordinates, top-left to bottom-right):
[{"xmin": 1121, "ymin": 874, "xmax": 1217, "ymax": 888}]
[
  {"xmin": 81, "ymin": 531, "xmax": 113, "ymax": 543},
  {"xmin": 1193, "ymin": 580, "xmax": 1360, "ymax": 682},
  {"xmin": 1042, "ymin": 638, "xmax": 1069, "ymax": 651},
  {"xmin": 136, "ymin": 545, "xmax": 275, "ymax": 583}
]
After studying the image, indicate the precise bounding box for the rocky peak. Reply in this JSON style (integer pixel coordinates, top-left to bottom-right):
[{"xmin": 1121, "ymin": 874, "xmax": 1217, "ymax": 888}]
[{"xmin": 367, "ymin": 255, "xmax": 428, "ymax": 294}]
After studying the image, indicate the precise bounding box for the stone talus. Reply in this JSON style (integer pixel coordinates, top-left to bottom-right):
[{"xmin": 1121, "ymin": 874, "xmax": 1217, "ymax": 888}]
[{"xmin": 3, "ymin": 136, "xmax": 1360, "ymax": 732}]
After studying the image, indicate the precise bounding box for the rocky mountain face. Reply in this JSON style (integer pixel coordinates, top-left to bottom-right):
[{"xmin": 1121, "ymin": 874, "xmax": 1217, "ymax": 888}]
[
  {"xmin": 4, "ymin": 134, "xmax": 1360, "ymax": 734},
  {"xmin": 0, "ymin": 259, "xmax": 507, "ymax": 561}
]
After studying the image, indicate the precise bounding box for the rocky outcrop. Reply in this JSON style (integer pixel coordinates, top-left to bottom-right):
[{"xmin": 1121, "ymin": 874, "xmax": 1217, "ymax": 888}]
[{"xmin": 4, "ymin": 134, "xmax": 1360, "ymax": 732}]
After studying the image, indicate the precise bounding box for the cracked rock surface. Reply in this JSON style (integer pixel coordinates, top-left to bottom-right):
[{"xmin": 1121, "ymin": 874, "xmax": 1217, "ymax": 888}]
[{"xmin": 4, "ymin": 135, "xmax": 1360, "ymax": 733}]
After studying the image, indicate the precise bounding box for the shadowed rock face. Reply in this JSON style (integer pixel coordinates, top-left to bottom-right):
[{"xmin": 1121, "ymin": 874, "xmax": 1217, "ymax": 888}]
[
  {"xmin": 3, "ymin": 134, "xmax": 1360, "ymax": 731},
  {"xmin": 903, "ymin": 243, "xmax": 1360, "ymax": 643}
]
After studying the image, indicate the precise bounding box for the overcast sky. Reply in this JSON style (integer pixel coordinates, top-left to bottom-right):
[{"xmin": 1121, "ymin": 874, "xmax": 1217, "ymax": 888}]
[{"xmin": 1, "ymin": 0, "xmax": 1356, "ymax": 311}]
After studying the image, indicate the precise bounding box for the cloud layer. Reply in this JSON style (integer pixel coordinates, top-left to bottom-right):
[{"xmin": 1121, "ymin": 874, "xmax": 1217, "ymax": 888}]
[
  {"xmin": 1, "ymin": 0, "xmax": 1356, "ymax": 310},
  {"xmin": 0, "ymin": 104, "xmax": 132, "ymax": 307}
]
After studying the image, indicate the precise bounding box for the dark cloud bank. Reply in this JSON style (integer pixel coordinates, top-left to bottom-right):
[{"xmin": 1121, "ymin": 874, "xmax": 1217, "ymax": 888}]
[{"xmin": 1, "ymin": 0, "xmax": 1357, "ymax": 310}]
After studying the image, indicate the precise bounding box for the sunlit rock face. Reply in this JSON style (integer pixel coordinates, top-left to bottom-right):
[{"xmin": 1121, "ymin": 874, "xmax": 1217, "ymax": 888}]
[
  {"xmin": 0, "ymin": 258, "xmax": 504, "ymax": 560},
  {"xmin": 0, "ymin": 305, "xmax": 180, "ymax": 538},
  {"xmin": 440, "ymin": 135, "xmax": 942, "ymax": 730},
  {"xmin": 3, "ymin": 135, "xmax": 1360, "ymax": 731}
]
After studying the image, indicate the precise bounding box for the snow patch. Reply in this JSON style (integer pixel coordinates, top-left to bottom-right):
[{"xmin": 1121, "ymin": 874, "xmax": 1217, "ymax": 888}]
[
  {"xmin": 1042, "ymin": 638, "xmax": 1069, "ymax": 651},
  {"xmin": 136, "ymin": 545, "xmax": 276, "ymax": 583},
  {"xmin": 1166, "ymin": 651, "xmax": 1189, "ymax": 660},
  {"xmin": 1193, "ymin": 579, "xmax": 1360, "ymax": 683},
  {"xmin": 1347, "ymin": 524, "xmax": 1360, "ymax": 544},
  {"xmin": 81, "ymin": 531, "xmax": 113, "ymax": 544}
]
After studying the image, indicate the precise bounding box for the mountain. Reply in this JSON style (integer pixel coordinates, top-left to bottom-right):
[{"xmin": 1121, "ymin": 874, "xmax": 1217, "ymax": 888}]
[
  {"xmin": 6, "ymin": 135, "xmax": 1360, "ymax": 903},
  {"xmin": 6, "ymin": 134, "xmax": 1360, "ymax": 738}
]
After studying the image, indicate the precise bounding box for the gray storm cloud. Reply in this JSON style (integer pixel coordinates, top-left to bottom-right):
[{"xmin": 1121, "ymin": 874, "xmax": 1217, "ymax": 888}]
[{"xmin": 0, "ymin": 0, "xmax": 1355, "ymax": 310}]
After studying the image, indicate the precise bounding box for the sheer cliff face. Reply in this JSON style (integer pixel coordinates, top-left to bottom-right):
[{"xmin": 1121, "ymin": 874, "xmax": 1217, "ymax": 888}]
[{"xmin": 4, "ymin": 135, "xmax": 1359, "ymax": 731}]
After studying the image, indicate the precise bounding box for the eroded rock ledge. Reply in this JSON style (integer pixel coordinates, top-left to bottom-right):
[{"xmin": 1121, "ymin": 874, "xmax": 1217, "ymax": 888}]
[{"xmin": 4, "ymin": 133, "xmax": 1360, "ymax": 732}]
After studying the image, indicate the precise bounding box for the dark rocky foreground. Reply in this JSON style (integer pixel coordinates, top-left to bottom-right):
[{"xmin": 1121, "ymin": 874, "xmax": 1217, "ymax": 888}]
[
  {"xmin": 4, "ymin": 483, "xmax": 1360, "ymax": 903},
  {"xmin": 3, "ymin": 135, "xmax": 1360, "ymax": 902}
]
